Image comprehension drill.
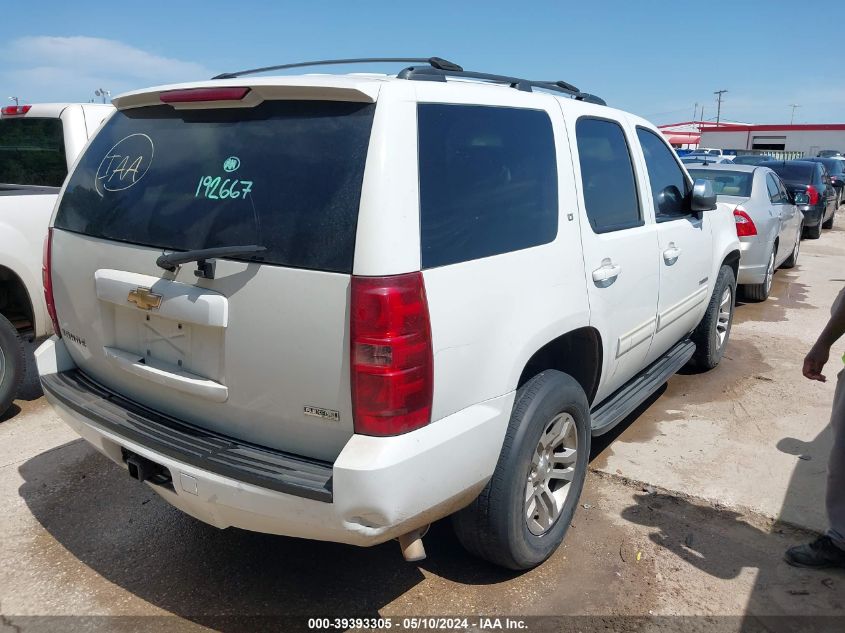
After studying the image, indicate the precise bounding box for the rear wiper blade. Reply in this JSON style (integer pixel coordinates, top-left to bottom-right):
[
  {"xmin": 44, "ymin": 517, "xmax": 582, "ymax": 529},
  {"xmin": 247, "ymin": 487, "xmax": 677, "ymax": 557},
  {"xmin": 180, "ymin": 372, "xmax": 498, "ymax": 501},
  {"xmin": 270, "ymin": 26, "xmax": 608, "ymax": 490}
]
[{"xmin": 156, "ymin": 244, "xmax": 266, "ymax": 276}]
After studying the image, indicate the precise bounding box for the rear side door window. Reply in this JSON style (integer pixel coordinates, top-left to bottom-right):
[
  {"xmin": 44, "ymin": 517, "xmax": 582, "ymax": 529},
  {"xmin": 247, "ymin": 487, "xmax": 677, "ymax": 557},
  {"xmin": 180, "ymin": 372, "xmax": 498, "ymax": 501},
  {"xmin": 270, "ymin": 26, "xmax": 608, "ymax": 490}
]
[
  {"xmin": 635, "ymin": 127, "xmax": 692, "ymax": 220},
  {"xmin": 417, "ymin": 104, "xmax": 558, "ymax": 268},
  {"xmin": 575, "ymin": 118, "xmax": 641, "ymax": 232},
  {"xmin": 766, "ymin": 173, "xmax": 786, "ymax": 203}
]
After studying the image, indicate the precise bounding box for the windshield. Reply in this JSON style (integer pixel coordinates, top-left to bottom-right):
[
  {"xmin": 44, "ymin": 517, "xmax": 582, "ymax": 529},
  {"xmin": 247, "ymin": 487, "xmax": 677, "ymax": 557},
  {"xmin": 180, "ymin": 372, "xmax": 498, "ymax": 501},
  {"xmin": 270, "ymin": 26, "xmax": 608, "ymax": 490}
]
[
  {"xmin": 55, "ymin": 100, "xmax": 375, "ymax": 273},
  {"xmin": 688, "ymin": 169, "xmax": 754, "ymax": 197},
  {"xmin": 0, "ymin": 117, "xmax": 67, "ymax": 187}
]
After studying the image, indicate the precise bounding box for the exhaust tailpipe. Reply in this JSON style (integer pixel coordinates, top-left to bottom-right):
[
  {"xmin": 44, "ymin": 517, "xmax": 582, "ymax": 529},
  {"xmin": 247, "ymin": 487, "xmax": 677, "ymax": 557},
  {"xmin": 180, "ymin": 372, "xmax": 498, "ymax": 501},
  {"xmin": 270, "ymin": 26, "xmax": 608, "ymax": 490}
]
[{"xmin": 398, "ymin": 526, "xmax": 428, "ymax": 562}]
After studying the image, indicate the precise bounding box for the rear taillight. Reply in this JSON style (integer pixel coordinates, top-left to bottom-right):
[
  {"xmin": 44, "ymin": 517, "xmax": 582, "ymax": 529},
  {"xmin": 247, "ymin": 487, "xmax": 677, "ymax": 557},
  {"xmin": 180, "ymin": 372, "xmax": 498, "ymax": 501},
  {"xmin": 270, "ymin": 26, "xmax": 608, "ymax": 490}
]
[
  {"xmin": 1, "ymin": 105, "xmax": 31, "ymax": 115},
  {"xmin": 351, "ymin": 272, "xmax": 433, "ymax": 436},
  {"xmin": 42, "ymin": 228, "xmax": 60, "ymax": 336},
  {"xmin": 807, "ymin": 185, "xmax": 820, "ymax": 205},
  {"xmin": 160, "ymin": 87, "xmax": 250, "ymax": 103},
  {"xmin": 733, "ymin": 206, "xmax": 757, "ymax": 237}
]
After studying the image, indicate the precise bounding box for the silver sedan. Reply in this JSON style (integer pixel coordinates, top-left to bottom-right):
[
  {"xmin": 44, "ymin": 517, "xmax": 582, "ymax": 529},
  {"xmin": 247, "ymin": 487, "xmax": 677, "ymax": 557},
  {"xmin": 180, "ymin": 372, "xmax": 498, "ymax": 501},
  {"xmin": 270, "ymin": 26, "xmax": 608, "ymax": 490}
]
[{"xmin": 688, "ymin": 164, "xmax": 803, "ymax": 302}]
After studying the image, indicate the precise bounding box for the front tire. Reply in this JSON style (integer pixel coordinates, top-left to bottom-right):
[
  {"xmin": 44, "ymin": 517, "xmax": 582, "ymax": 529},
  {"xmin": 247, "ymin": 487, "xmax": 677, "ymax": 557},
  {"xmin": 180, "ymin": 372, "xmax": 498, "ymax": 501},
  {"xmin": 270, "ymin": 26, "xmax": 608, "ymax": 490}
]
[
  {"xmin": 690, "ymin": 265, "xmax": 736, "ymax": 370},
  {"xmin": 452, "ymin": 371, "xmax": 590, "ymax": 570},
  {"xmin": 0, "ymin": 314, "xmax": 25, "ymax": 417}
]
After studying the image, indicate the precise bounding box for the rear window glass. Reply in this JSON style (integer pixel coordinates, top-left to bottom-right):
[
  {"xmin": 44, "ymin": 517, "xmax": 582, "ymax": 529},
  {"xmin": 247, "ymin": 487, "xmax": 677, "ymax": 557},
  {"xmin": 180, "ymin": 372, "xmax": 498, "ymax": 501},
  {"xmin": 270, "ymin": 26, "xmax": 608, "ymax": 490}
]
[
  {"xmin": 732, "ymin": 155, "xmax": 769, "ymax": 165},
  {"xmin": 55, "ymin": 101, "xmax": 375, "ymax": 273},
  {"xmin": 688, "ymin": 169, "xmax": 754, "ymax": 197},
  {"xmin": 417, "ymin": 104, "xmax": 558, "ymax": 268},
  {"xmin": 765, "ymin": 162, "xmax": 813, "ymax": 184},
  {"xmin": 0, "ymin": 118, "xmax": 67, "ymax": 187}
]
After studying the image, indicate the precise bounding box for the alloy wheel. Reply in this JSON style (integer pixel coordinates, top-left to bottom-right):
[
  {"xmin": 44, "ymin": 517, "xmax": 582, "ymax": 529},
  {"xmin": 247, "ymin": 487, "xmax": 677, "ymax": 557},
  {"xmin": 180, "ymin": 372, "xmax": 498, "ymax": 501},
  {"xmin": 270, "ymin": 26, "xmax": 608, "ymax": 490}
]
[
  {"xmin": 525, "ymin": 412, "xmax": 578, "ymax": 536},
  {"xmin": 715, "ymin": 286, "xmax": 733, "ymax": 350},
  {"xmin": 764, "ymin": 251, "xmax": 775, "ymax": 295}
]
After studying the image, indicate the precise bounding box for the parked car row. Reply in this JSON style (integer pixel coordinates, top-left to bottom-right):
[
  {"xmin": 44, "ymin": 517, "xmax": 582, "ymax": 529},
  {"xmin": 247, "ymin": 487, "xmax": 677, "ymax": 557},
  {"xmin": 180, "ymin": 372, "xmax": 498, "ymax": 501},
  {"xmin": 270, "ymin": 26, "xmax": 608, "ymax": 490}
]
[{"xmin": 687, "ymin": 156, "xmax": 840, "ymax": 303}]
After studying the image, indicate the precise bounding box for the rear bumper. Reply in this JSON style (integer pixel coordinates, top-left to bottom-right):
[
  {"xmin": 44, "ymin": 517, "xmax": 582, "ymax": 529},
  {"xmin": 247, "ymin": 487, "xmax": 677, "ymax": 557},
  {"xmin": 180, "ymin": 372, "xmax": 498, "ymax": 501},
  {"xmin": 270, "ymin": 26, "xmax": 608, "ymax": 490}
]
[
  {"xmin": 737, "ymin": 238, "xmax": 774, "ymax": 285},
  {"xmin": 36, "ymin": 337, "xmax": 513, "ymax": 546}
]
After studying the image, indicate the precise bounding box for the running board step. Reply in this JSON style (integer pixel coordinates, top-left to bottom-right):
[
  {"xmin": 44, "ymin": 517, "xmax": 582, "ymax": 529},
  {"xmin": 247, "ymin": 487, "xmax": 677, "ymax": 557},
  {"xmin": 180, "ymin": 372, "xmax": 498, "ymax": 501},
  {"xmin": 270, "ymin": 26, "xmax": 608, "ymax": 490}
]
[{"xmin": 590, "ymin": 339, "xmax": 696, "ymax": 436}]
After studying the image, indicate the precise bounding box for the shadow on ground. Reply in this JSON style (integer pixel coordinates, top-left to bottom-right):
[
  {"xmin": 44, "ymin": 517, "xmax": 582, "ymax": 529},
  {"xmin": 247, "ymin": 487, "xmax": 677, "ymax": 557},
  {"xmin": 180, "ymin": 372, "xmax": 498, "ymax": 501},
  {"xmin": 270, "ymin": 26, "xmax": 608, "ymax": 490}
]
[{"xmin": 16, "ymin": 441, "xmax": 519, "ymax": 628}]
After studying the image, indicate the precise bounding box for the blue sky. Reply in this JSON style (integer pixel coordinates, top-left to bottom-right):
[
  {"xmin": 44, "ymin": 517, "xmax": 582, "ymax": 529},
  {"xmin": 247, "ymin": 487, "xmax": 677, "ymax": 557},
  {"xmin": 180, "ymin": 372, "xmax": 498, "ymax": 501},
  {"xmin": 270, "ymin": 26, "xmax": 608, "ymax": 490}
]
[{"xmin": 1, "ymin": 0, "xmax": 842, "ymax": 125}]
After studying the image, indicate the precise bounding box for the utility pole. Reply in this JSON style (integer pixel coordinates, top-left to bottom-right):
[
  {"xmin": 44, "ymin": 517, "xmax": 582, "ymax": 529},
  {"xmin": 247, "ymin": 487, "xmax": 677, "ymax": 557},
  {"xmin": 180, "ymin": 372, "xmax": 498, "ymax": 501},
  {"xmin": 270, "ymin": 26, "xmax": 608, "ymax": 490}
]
[
  {"xmin": 714, "ymin": 89, "xmax": 728, "ymax": 126},
  {"xmin": 8, "ymin": 96, "xmax": 19, "ymax": 106},
  {"xmin": 693, "ymin": 102, "xmax": 698, "ymax": 123},
  {"xmin": 789, "ymin": 104, "xmax": 800, "ymax": 124}
]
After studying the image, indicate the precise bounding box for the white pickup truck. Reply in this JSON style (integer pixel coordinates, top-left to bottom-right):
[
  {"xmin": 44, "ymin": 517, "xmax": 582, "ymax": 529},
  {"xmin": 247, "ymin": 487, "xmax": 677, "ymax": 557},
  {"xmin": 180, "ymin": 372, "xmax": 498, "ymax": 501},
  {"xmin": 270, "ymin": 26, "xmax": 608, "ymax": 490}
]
[{"xmin": 0, "ymin": 103, "xmax": 113, "ymax": 415}]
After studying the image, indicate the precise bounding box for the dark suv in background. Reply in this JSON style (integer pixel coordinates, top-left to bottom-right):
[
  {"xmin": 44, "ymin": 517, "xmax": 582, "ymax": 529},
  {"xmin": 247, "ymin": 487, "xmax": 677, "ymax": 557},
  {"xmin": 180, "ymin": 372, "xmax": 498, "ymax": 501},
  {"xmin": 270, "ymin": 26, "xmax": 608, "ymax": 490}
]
[{"xmin": 763, "ymin": 160, "xmax": 837, "ymax": 238}]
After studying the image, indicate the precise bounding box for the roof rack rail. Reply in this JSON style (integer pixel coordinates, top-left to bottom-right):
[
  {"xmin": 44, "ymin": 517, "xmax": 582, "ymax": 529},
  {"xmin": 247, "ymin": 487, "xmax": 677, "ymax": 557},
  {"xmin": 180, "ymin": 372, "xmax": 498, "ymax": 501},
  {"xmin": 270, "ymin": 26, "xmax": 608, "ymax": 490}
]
[
  {"xmin": 210, "ymin": 57, "xmax": 606, "ymax": 105},
  {"xmin": 396, "ymin": 66, "xmax": 606, "ymax": 105},
  {"xmin": 212, "ymin": 57, "xmax": 463, "ymax": 80}
]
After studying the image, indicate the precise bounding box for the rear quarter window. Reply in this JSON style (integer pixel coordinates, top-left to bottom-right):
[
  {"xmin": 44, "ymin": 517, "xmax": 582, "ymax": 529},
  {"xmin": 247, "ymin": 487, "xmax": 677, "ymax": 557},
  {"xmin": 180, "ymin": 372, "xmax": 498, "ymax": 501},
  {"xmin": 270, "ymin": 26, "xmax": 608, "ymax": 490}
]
[
  {"xmin": 0, "ymin": 118, "xmax": 67, "ymax": 187},
  {"xmin": 417, "ymin": 104, "xmax": 558, "ymax": 268},
  {"xmin": 55, "ymin": 100, "xmax": 375, "ymax": 273}
]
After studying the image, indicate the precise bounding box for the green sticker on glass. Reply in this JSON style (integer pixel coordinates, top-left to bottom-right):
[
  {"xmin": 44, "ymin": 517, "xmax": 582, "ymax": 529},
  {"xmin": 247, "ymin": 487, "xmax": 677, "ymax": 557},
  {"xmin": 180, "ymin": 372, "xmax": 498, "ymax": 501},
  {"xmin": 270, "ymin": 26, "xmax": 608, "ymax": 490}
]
[{"xmin": 195, "ymin": 158, "xmax": 252, "ymax": 200}]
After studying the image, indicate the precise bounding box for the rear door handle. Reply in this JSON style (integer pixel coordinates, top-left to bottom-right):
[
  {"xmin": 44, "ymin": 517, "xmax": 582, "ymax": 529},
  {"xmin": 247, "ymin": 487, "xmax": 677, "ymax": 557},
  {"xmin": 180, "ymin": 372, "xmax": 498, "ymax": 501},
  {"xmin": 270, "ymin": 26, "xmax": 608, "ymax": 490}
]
[
  {"xmin": 592, "ymin": 258, "xmax": 621, "ymax": 287},
  {"xmin": 663, "ymin": 243, "xmax": 682, "ymax": 266}
]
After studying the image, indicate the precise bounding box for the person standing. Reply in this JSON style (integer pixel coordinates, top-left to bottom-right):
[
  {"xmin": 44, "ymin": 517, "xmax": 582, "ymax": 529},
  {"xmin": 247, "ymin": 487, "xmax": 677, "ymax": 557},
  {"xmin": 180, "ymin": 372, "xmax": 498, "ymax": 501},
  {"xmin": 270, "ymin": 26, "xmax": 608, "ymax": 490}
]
[{"xmin": 785, "ymin": 285, "xmax": 845, "ymax": 568}]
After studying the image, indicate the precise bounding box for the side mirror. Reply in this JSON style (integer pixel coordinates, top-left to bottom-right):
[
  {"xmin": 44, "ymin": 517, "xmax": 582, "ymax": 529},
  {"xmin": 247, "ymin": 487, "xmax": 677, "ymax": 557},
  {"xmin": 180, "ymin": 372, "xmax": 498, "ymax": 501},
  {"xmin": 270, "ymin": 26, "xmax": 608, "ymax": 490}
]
[
  {"xmin": 691, "ymin": 178, "xmax": 717, "ymax": 211},
  {"xmin": 657, "ymin": 184, "xmax": 685, "ymax": 214}
]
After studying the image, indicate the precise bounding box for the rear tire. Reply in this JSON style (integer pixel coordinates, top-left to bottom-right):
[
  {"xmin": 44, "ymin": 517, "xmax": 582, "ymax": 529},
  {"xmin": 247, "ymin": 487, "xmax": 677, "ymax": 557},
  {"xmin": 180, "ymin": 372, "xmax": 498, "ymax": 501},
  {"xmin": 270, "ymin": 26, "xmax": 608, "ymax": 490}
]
[
  {"xmin": 0, "ymin": 314, "xmax": 25, "ymax": 417},
  {"xmin": 452, "ymin": 370, "xmax": 590, "ymax": 570},
  {"xmin": 690, "ymin": 265, "xmax": 735, "ymax": 370},
  {"xmin": 781, "ymin": 230, "xmax": 800, "ymax": 269},
  {"xmin": 804, "ymin": 215, "xmax": 822, "ymax": 239},
  {"xmin": 823, "ymin": 209, "xmax": 835, "ymax": 230},
  {"xmin": 742, "ymin": 249, "xmax": 774, "ymax": 302}
]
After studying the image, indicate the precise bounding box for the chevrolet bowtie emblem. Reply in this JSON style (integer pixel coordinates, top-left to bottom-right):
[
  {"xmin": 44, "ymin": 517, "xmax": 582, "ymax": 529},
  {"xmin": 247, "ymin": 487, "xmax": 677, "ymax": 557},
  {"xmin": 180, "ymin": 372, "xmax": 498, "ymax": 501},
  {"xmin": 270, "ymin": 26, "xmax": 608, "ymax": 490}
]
[{"xmin": 127, "ymin": 287, "xmax": 162, "ymax": 311}]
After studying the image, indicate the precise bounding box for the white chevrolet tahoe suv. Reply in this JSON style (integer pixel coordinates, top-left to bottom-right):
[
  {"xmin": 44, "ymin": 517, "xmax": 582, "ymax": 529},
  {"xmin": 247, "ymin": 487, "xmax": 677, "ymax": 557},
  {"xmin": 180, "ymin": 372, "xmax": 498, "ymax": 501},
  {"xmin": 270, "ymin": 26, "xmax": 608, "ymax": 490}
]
[
  {"xmin": 35, "ymin": 58, "xmax": 740, "ymax": 570},
  {"xmin": 0, "ymin": 102, "xmax": 113, "ymax": 415}
]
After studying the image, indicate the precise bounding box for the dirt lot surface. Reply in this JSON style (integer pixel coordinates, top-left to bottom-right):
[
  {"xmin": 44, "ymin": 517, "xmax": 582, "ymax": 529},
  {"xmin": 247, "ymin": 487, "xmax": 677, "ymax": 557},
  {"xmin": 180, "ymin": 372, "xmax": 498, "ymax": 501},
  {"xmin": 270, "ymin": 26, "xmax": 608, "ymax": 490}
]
[{"xmin": 2, "ymin": 211, "xmax": 845, "ymax": 633}]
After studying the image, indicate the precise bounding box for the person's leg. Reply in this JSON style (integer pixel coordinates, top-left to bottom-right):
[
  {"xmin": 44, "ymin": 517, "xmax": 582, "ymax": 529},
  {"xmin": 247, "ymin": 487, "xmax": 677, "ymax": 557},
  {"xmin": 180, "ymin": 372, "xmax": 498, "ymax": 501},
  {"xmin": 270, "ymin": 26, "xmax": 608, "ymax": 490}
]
[
  {"xmin": 785, "ymin": 369, "xmax": 845, "ymax": 568},
  {"xmin": 826, "ymin": 368, "xmax": 845, "ymax": 548}
]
